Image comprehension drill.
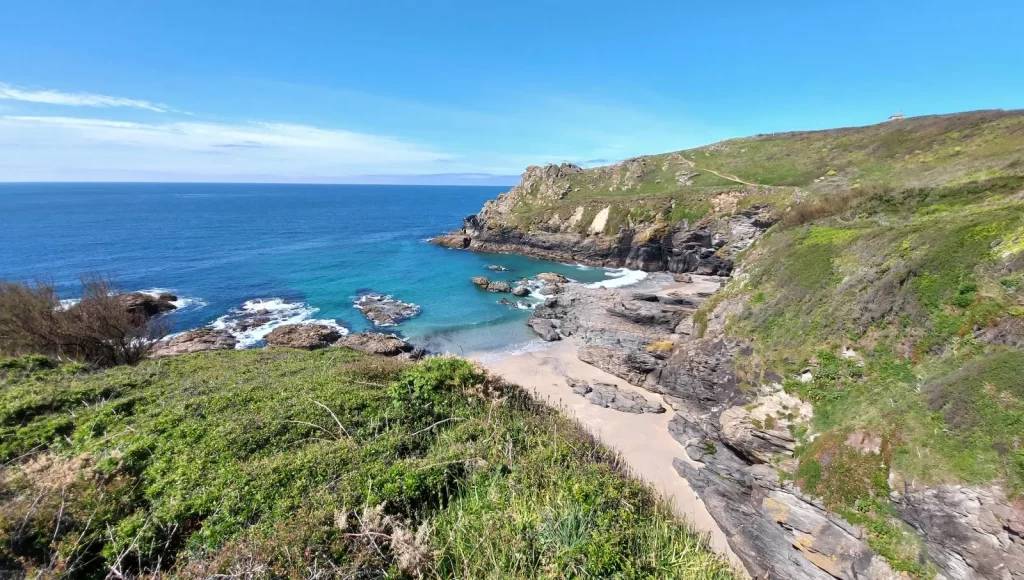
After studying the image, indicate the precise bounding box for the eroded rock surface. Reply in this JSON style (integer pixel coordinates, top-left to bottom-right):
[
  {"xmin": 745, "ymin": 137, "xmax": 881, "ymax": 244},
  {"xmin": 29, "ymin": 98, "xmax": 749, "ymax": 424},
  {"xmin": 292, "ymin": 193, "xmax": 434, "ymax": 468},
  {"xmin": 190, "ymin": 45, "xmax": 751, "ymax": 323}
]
[
  {"xmin": 265, "ymin": 323, "xmax": 342, "ymax": 350},
  {"xmin": 118, "ymin": 292, "xmax": 178, "ymax": 318},
  {"xmin": 566, "ymin": 378, "xmax": 665, "ymax": 414},
  {"xmin": 335, "ymin": 332, "xmax": 421, "ymax": 358},
  {"xmin": 354, "ymin": 294, "xmax": 421, "ymax": 326},
  {"xmin": 895, "ymin": 484, "xmax": 1024, "ymax": 579},
  {"xmin": 151, "ymin": 328, "xmax": 236, "ymax": 357}
]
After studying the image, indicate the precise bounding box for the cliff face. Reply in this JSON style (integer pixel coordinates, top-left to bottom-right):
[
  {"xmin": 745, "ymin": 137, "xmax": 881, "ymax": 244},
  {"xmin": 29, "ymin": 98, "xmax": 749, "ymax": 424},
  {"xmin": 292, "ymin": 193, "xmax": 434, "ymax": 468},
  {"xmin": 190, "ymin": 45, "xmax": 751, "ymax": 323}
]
[
  {"xmin": 437, "ymin": 110, "xmax": 1024, "ymax": 579},
  {"xmin": 434, "ymin": 110, "xmax": 1024, "ymax": 277},
  {"xmin": 434, "ymin": 161, "xmax": 776, "ymax": 276}
]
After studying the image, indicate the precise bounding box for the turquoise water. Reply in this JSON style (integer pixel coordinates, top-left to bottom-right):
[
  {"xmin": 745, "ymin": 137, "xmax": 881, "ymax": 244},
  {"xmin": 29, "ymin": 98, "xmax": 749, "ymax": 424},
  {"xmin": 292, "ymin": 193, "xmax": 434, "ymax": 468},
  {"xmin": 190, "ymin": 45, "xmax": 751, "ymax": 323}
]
[{"xmin": 0, "ymin": 183, "xmax": 634, "ymax": 353}]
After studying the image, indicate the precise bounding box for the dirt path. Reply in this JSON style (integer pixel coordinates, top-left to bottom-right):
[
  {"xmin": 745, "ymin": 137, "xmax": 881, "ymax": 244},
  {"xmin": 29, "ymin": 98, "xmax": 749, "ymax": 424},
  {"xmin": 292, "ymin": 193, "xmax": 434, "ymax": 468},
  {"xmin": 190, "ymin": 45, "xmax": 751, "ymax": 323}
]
[
  {"xmin": 473, "ymin": 338, "xmax": 744, "ymax": 570},
  {"xmin": 680, "ymin": 155, "xmax": 760, "ymax": 187}
]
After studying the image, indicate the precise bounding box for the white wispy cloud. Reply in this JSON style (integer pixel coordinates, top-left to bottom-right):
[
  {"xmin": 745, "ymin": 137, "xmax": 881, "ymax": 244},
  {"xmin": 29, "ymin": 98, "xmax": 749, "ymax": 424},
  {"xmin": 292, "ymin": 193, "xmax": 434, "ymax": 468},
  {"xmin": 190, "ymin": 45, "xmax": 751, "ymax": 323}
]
[
  {"xmin": 0, "ymin": 84, "xmax": 169, "ymax": 112},
  {"xmin": 0, "ymin": 115, "xmax": 464, "ymax": 181}
]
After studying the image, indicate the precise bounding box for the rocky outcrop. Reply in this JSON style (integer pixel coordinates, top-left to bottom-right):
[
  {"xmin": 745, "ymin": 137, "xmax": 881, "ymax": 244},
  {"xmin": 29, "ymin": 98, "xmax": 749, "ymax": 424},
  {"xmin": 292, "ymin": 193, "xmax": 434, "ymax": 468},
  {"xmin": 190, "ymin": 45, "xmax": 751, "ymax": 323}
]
[
  {"xmin": 265, "ymin": 324, "xmax": 342, "ymax": 350},
  {"xmin": 118, "ymin": 292, "xmax": 178, "ymax": 318},
  {"xmin": 430, "ymin": 163, "xmax": 776, "ymax": 274},
  {"xmin": 895, "ymin": 484, "xmax": 1024, "ymax": 579},
  {"xmin": 150, "ymin": 328, "xmax": 236, "ymax": 357},
  {"xmin": 671, "ymin": 414, "xmax": 898, "ymax": 580},
  {"xmin": 528, "ymin": 318, "xmax": 560, "ymax": 341},
  {"xmin": 354, "ymin": 294, "xmax": 421, "ymax": 327},
  {"xmin": 335, "ymin": 332, "xmax": 422, "ymax": 358},
  {"xmin": 566, "ymin": 378, "xmax": 665, "ymax": 414}
]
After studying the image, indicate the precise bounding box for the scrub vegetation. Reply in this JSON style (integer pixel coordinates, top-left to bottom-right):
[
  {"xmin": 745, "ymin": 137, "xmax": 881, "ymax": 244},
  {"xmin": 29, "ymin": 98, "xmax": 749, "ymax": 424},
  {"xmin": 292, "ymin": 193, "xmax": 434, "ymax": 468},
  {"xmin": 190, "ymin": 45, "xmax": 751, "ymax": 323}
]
[{"xmin": 0, "ymin": 350, "xmax": 734, "ymax": 579}]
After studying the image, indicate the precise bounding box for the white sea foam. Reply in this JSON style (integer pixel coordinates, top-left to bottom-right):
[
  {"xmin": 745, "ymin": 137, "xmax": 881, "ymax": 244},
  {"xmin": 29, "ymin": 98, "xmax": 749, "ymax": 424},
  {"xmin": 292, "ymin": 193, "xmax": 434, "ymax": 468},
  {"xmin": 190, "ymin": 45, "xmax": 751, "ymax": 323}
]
[
  {"xmin": 472, "ymin": 339, "xmax": 553, "ymax": 364},
  {"xmin": 58, "ymin": 298, "xmax": 81, "ymax": 310},
  {"xmin": 211, "ymin": 298, "xmax": 348, "ymax": 349},
  {"xmin": 584, "ymin": 268, "xmax": 648, "ymax": 289}
]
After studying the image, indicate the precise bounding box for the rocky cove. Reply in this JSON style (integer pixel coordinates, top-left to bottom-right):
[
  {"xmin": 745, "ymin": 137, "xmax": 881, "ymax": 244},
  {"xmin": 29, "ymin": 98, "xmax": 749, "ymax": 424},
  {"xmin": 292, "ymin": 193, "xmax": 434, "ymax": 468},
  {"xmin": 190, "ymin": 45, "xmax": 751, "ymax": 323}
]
[
  {"xmin": 139, "ymin": 158, "xmax": 1022, "ymax": 578},
  {"xmin": 475, "ymin": 264, "xmax": 1023, "ymax": 580},
  {"xmin": 424, "ymin": 157, "xmax": 1024, "ymax": 580}
]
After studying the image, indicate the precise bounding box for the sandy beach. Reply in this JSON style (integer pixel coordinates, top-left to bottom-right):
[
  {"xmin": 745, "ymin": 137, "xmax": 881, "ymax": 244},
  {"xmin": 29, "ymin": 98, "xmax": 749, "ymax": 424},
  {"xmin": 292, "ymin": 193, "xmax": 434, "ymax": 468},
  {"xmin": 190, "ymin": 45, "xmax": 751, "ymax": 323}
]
[{"xmin": 473, "ymin": 336, "xmax": 742, "ymax": 568}]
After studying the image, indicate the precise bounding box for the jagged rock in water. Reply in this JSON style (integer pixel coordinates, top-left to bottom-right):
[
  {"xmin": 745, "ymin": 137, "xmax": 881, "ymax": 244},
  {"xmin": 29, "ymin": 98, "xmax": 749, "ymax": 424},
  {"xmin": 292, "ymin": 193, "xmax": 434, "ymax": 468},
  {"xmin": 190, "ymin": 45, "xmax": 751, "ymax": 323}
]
[
  {"xmin": 486, "ymin": 281, "xmax": 512, "ymax": 293},
  {"xmin": 471, "ymin": 276, "xmax": 490, "ymax": 288},
  {"xmin": 118, "ymin": 292, "xmax": 178, "ymax": 318},
  {"xmin": 150, "ymin": 328, "xmax": 236, "ymax": 357},
  {"xmin": 354, "ymin": 294, "xmax": 421, "ymax": 326},
  {"xmin": 486, "ymin": 264, "xmax": 511, "ymax": 271},
  {"xmin": 335, "ymin": 332, "xmax": 419, "ymax": 358},
  {"xmin": 528, "ymin": 318, "xmax": 560, "ymax": 341},
  {"xmin": 511, "ymin": 285, "xmax": 530, "ymax": 297},
  {"xmin": 536, "ymin": 272, "xmax": 569, "ymax": 284},
  {"xmin": 265, "ymin": 324, "xmax": 342, "ymax": 350}
]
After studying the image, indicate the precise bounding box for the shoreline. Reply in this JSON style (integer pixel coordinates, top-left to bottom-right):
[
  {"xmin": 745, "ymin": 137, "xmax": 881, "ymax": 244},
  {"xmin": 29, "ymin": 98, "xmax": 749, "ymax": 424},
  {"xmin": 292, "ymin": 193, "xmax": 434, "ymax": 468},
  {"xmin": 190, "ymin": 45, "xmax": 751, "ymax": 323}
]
[{"xmin": 471, "ymin": 338, "xmax": 742, "ymax": 568}]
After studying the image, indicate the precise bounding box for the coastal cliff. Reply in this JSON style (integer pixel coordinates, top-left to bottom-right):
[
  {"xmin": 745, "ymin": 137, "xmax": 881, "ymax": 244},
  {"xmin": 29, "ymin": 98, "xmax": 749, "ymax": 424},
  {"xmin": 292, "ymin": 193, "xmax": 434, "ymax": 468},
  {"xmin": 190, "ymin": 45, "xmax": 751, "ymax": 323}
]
[
  {"xmin": 439, "ymin": 110, "xmax": 1024, "ymax": 579},
  {"xmin": 433, "ymin": 159, "xmax": 776, "ymax": 276}
]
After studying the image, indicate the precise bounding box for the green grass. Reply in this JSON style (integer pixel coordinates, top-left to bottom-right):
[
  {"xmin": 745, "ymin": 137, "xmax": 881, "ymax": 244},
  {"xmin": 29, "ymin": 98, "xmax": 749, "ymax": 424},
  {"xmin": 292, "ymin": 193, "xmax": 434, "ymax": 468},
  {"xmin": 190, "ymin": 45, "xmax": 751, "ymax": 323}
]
[
  {"xmin": 716, "ymin": 170, "xmax": 1024, "ymax": 575},
  {"xmin": 681, "ymin": 110, "xmax": 1024, "ymax": 190},
  {"xmin": 0, "ymin": 350, "xmax": 734, "ymax": 579}
]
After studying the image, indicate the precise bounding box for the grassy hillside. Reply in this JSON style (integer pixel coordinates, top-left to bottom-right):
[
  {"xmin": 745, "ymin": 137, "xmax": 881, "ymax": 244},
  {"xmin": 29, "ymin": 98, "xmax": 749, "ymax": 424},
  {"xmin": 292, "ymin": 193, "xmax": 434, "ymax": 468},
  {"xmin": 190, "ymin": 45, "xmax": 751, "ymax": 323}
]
[
  {"xmin": 496, "ymin": 110, "xmax": 1024, "ymax": 237},
  {"xmin": 0, "ymin": 350, "xmax": 734, "ymax": 579},
  {"xmin": 699, "ymin": 173, "xmax": 1024, "ymax": 574}
]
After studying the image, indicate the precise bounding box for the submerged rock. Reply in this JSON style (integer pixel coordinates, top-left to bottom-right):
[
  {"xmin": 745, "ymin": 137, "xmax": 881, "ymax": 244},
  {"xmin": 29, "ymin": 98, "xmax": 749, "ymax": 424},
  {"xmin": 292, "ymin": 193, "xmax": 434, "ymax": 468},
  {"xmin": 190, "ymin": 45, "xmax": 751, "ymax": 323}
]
[
  {"xmin": 150, "ymin": 328, "xmax": 236, "ymax": 357},
  {"xmin": 354, "ymin": 294, "xmax": 421, "ymax": 326},
  {"xmin": 486, "ymin": 264, "xmax": 512, "ymax": 271},
  {"xmin": 265, "ymin": 323, "xmax": 342, "ymax": 350}
]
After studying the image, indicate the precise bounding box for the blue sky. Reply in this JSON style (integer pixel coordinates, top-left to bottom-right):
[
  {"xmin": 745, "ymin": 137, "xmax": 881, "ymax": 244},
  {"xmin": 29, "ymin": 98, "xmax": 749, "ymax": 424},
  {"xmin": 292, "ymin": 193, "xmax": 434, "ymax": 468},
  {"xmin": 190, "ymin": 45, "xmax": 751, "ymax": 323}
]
[{"xmin": 0, "ymin": 0, "xmax": 1020, "ymax": 183}]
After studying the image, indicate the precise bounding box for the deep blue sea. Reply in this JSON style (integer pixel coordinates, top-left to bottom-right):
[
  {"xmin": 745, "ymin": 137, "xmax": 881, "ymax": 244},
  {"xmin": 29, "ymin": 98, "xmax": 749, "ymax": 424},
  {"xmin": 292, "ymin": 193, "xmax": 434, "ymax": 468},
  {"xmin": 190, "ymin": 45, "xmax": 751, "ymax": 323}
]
[{"xmin": 0, "ymin": 183, "xmax": 642, "ymax": 354}]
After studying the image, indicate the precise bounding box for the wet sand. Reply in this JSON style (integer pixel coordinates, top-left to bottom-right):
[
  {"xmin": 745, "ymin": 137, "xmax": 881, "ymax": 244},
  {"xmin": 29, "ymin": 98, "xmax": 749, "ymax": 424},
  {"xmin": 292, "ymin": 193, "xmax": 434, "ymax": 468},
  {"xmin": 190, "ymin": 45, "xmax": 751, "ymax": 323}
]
[{"xmin": 473, "ymin": 337, "xmax": 743, "ymax": 568}]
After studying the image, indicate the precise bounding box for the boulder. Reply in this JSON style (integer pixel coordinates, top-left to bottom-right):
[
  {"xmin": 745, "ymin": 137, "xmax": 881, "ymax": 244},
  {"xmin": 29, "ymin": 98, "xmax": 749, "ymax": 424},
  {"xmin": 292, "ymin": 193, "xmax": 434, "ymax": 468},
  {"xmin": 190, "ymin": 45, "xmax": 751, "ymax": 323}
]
[
  {"xmin": 565, "ymin": 376, "xmax": 591, "ymax": 395},
  {"xmin": 577, "ymin": 345, "xmax": 659, "ymax": 385},
  {"xmin": 430, "ymin": 234, "xmax": 471, "ymax": 249},
  {"xmin": 150, "ymin": 328, "xmax": 236, "ymax": 358},
  {"xmin": 471, "ymin": 276, "xmax": 490, "ymax": 288},
  {"xmin": 574, "ymin": 380, "xmax": 665, "ymax": 414},
  {"xmin": 528, "ymin": 318, "xmax": 560, "ymax": 341},
  {"xmin": 511, "ymin": 285, "xmax": 531, "ymax": 297},
  {"xmin": 354, "ymin": 294, "xmax": 421, "ymax": 326},
  {"xmin": 536, "ymin": 272, "xmax": 569, "ymax": 284},
  {"xmin": 265, "ymin": 324, "xmax": 342, "ymax": 350},
  {"xmin": 118, "ymin": 292, "xmax": 177, "ymax": 318},
  {"xmin": 674, "ymin": 273, "xmax": 693, "ymax": 283},
  {"xmin": 335, "ymin": 332, "xmax": 418, "ymax": 357},
  {"xmin": 486, "ymin": 281, "xmax": 512, "ymax": 293}
]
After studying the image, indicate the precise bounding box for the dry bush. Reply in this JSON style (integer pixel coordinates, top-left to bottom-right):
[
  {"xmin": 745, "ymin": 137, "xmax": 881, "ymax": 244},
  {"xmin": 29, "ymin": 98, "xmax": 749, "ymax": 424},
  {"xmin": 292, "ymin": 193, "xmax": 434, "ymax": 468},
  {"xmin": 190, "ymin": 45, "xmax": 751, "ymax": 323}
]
[
  {"xmin": 0, "ymin": 276, "xmax": 167, "ymax": 366},
  {"xmin": 780, "ymin": 187, "xmax": 875, "ymax": 227}
]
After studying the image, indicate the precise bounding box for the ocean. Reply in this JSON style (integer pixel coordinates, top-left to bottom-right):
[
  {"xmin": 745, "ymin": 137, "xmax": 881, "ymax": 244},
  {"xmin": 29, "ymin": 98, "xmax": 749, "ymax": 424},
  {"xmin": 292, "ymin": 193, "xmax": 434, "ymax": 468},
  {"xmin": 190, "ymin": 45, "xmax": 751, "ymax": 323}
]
[{"xmin": 0, "ymin": 183, "xmax": 645, "ymax": 354}]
